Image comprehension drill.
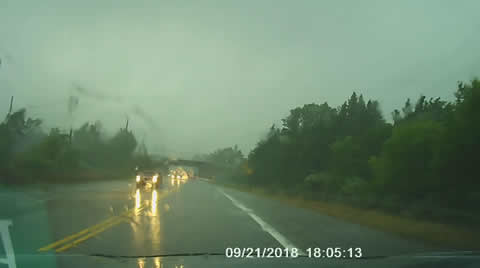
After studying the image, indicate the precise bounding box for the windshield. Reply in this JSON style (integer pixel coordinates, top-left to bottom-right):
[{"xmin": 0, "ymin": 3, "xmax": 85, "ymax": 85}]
[{"xmin": 1, "ymin": 1, "xmax": 479, "ymax": 268}]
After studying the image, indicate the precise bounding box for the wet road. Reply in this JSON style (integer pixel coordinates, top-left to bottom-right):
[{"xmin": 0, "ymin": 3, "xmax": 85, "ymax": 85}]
[{"xmin": 1, "ymin": 178, "xmax": 433, "ymax": 267}]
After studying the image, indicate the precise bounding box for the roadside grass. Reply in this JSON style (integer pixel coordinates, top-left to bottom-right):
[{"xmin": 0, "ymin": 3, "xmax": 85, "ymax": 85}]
[{"xmin": 214, "ymin": 181, "xmax": 480, "ymax": 251}]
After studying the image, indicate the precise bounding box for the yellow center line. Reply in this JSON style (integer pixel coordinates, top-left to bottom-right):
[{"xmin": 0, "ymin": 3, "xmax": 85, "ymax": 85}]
[
  {"xmin": 55, "ymin": 216, "xmax": 127, "ymax": 252},
  {"xmin": 38, "ymin": 187, "xmax": 177, "ymax": 253},
  {"xmin": 38, "ymin": 206, "xmax": 144, "ymax": 252}
]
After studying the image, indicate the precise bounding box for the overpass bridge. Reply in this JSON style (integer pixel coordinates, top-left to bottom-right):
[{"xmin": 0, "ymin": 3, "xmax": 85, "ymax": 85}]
[
  {"xmin": 166, "ymin": 159, "xmax": 227, "ymax": 179},
  {"xmin": 150, "ymin": 155, "xmax": 227, "ymax": 179}
]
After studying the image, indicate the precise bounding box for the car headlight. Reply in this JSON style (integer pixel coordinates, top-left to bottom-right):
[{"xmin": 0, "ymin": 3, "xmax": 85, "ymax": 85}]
[
  {"xmin": 136, "ymin": 175, "xmax": 140, "ymax": 182},
  {"xmin": 152, "ymin": 175, "xmax": 158, "ymax": 183}
]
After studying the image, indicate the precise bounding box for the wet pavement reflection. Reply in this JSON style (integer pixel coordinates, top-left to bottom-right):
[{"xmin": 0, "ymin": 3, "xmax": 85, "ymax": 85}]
[
  {"xmin": 2, "ymin": 176, "xmax": 453, "ymax": 268},
  {"xmin": 127, "ymin": 177, "xmax": 188, "ymax": 258},
  {"xmin": 135, "ymin": 257, "xmax": 185, "ymax": 268}
]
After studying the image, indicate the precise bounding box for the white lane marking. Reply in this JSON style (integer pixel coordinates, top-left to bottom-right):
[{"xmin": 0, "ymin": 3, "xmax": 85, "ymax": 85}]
[{"xmin": 217, "ymin": 188, "xmax": 306, "ymax": 255}]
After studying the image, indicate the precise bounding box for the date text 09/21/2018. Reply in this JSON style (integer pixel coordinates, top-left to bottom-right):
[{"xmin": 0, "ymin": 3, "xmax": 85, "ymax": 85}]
[{"xmin": 225, "ymin": 247, "xmax": 363, "ymax": 258}]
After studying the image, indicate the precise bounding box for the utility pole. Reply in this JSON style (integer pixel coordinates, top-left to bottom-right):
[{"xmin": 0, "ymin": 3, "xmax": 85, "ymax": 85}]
[
  {"xmin": 7, "ymin": 96, "xmax": 13, "ymax": 117},
  {"xmin": 141, "ymin": 132, "xmax": 147, "ymax": 156},
  {"xmin": 125, "ymin": 117, "xmax": 129, "ymax": 131},
  {"xmin": 69, "ymin": 128, "xmax": 73, "ymax": 145}
]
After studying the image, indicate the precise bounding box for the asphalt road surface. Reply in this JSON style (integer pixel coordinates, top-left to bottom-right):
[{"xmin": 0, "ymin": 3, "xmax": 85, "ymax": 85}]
[{"xmin": 0, "ymin": 178, "xmax": 445, "ymax": 268}]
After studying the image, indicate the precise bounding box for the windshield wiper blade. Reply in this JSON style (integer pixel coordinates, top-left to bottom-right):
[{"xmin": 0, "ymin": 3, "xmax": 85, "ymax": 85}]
[
  {"xmin": 89, "ymin": 252, "xmax": 225, "ymax": 259},
  {"xmin": 88, "ymin": 251, "xmax": 480, "ymax": 260},
  {"xmin": 89, "ymin": 252, "xmax": 389, "ymax": 260}
]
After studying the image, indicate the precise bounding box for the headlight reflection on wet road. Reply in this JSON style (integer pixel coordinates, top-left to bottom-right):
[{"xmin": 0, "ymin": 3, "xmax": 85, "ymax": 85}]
[
  {"xmin": 135, "ymin": 189, "xmax": 159, "ymax": 216},
  {"xmin": 136, "ymin": 257, "xmax": 166, "ymax": 268},
  {"xmin": 135, "ymin": 189, "xmax": 141, "ymax": 209},
  {"xmin": 151, "ymin": 189, "xmax": 158, "ymax": 216},
  {"xmin": 154, "ymin": 257, "xmax": 161, "ymax": 268},
  {"xmin": 137, "ymin": 258, "xmax": 145, "ymax": 268},
  {"xmin": 131, "ymin": 181, "xmax": 190, "ymax": 259}
]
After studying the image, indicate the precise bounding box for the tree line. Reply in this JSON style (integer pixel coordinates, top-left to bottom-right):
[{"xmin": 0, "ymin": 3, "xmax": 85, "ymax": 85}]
[
  {"xmin": 215, "ymin": 79, "xmax": 480, "ymax": 225},
  {"xmin": 0, "ymin": 109, "xmax": 149, "ymax": 184},
  {"xmin": 194, "ymin": 145, "xmax": 244, "ymax": 167}
]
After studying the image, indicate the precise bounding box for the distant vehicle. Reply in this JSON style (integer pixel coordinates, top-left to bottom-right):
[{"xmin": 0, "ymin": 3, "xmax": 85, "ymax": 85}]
[
  {"xmin": 169, "ymin": 168, "xmax": 189, "ymax": 180},
  {"xmin": 136, "ymin": 169, "xmax": 161, "ymax": 189}
]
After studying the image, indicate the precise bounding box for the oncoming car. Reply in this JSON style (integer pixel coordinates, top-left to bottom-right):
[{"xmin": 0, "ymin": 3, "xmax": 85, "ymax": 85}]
[
  {"xmin": 170, "ymin": 173, "xmax": 188, "ymax": 180},
  {"xmin": 135, "ymin": 170, "xmax": 162, "ymax": 189}
]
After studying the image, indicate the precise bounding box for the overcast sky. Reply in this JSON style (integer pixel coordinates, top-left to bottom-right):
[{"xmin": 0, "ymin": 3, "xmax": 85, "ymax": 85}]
[{"xmin": 1, "ymin": 0, "xmax": 479, "ymax": 158}]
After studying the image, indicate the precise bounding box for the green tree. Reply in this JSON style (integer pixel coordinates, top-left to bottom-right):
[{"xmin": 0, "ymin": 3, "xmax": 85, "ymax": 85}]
[
  {"xmin": 13, "ymin": 128, "xmax": 76, "ymax": 180},
  {"xmin": 107, "ymin": 129, "xmax": 138, "ymax": 166},
  {"xmin": 72, "ymin": 122, "xmax": 107, "ymax": 167},
  {"xmin": 433, "ymin": 79, "xmax": 480, "ymax": 208},
  {"xmin": 205, "ymin": 145, "xmax": 244, "ymax": 168},
  {"xmin": 370, "ymin": 120, "xmax": 445, "ymax": 201},
  {"xmin": 0, "ymin": 109, "xmax": 42, "ymax": 171}
]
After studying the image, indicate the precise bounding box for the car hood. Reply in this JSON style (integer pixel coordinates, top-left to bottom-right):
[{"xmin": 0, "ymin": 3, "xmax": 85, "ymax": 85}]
[{"xmin": 14, "ymin": 252, "xmax": 480, "ymax": 268}]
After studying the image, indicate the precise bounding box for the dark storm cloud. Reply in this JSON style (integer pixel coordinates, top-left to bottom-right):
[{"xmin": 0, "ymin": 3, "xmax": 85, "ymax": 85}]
[{"xmin": 1, "ymin": 0, "xmax": 479, "ymax": 158}]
